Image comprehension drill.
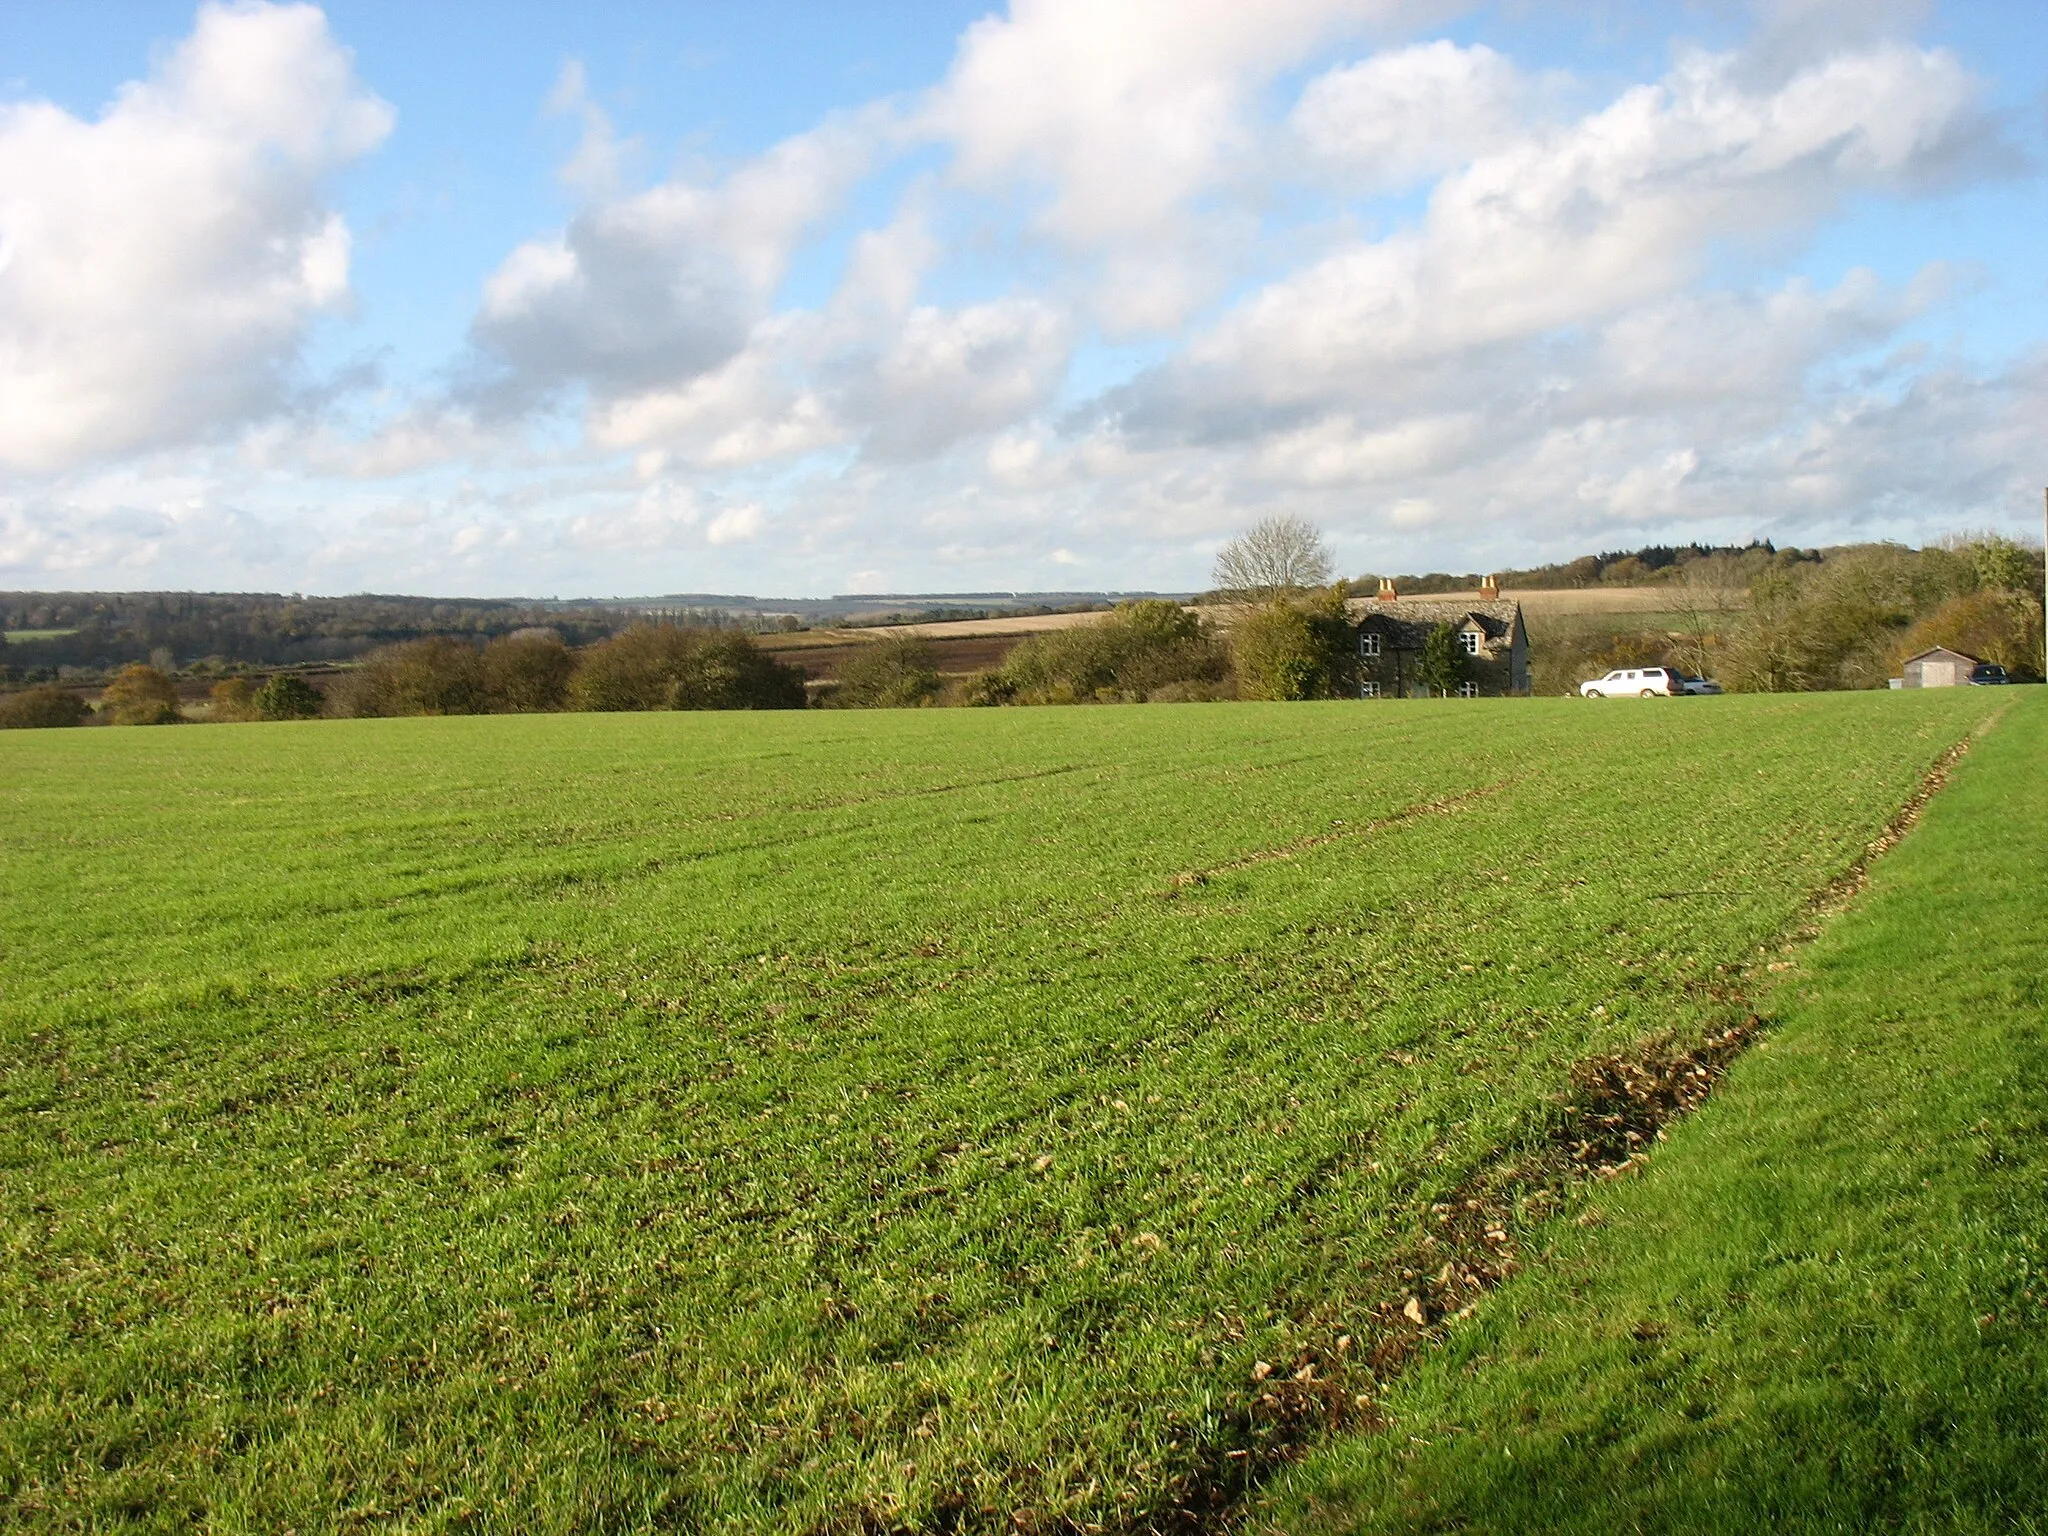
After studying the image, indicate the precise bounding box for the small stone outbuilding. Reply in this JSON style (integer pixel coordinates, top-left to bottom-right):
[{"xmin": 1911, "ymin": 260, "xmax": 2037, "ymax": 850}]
[
  {"xmin": 1347, "ymin": 580, "xmax": 1530, "ymax": 697},
  {"xmin": 1899, "ymin": 646, "xmax": 1977, "ymax": 688}
]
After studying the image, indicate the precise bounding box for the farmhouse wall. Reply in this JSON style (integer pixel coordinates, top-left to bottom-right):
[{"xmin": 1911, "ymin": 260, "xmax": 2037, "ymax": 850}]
[{"xmin": 1347, "ymin": 596, "xmax": 1529, "ymax": 698}]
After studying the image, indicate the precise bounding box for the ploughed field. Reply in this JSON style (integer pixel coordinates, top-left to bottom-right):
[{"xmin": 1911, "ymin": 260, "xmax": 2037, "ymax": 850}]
[{"xmin": 0, "ymin": 694, "xmax": 2001, "ymax": 1532}]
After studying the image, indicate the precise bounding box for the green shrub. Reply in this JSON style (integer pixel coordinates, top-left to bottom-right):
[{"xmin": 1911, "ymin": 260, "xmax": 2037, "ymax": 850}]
[
  {"xmin": 256, "ymin": 675, "xmax": 324, "ymax": 721},
  {"xmin": 1229, "ymin": 591, "xmax": 1354, "ymax": 701},
  {"xmin": 962, "ymin": 670, "xmax": 1016, "ymax": 707},
  {"xmin": 569, "ymin": 624, "xmax": 807, "ymax": 712},
  {"xmin": 833, "ymin": 633, "xmax": 941, "ymax": 708},
  {"xmin": 483, "ymin": 631, "xmax": 576, "ymax": 712},
  {"xmin": 1416, "ymin": 622, "xmax": 1471, "ymax": 697},
  {"xmin": 100, "ymin": 665, "xmax": 183, "ymax": 725},
  {"xmin": 0, "ymin": 685, "xmax": 89, "ymax": 729},
  {"xmin": 998, "ymin": 602, "xmax": 1225, "ymax": 703}
]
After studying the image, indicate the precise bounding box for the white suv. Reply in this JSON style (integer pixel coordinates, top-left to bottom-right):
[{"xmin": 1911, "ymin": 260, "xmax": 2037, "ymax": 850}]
[{"xmin": 1581, "ymin": 666, "xmax": 1684, "ymax": 698}]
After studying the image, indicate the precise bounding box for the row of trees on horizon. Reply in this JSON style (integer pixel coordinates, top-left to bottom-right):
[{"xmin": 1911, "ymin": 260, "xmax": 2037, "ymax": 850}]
[
  {"xmin": 8, "ymin": 531, "xmax": 2028, "ymax": 682},
  {"xmin": 2, "ymin": 522, "xmax": 2041, "ymax": 727}
]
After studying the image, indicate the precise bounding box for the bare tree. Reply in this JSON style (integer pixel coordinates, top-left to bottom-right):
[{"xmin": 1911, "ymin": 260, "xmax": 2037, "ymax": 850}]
[
  {"xmin": 1668, "ymin": 562, "xmax": 1741, "ymax": 682},
  {"xmin": 1211, "ymin": 515, "xmax": 1334, "ymax": 603}
]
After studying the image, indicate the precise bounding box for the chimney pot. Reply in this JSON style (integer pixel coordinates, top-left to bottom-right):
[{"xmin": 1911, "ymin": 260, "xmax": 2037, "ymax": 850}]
[
  {"xmin": 1479, "ymin": 574, "xmax": 1499, "ymax": 599},
  {"xmin": 1377, "ymin": 577, "xmax": 1398, "ymax": 601}
]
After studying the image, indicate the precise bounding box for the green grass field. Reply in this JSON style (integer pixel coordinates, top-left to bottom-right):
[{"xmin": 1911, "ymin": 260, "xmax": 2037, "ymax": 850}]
[
  {"xmin": 1262, "ymin": 692, "xmax": 2048, "ymax": 1534},
  {"xmin": 0, "ymin": 693, "xmax": 2019, "ymax": 1532}
]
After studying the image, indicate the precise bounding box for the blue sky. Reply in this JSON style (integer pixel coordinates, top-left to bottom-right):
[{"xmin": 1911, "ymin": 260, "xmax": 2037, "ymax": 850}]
[{"xmin": 0, "ymin": 0, "xmax": 2043, "ymax": 597}]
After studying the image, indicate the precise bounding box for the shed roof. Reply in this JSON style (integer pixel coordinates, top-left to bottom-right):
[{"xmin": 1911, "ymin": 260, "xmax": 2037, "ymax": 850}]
[{"xmin": 1901, "ymin": 646, "xmax": 1979, "ymax": 667}]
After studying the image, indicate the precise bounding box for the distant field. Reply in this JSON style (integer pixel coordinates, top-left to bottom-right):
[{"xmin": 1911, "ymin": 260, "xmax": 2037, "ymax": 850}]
[
  {"xmin": 1489, "ymin": 586, "xmax": 1743, "ymax": 614},
  {"xmin": 0, "ymin": 693, "xmax": 1999, "ymax": 1532},
  {"xmin": 890, "ymin": 610, "xmax": 1115, "ymax": 639},
  {"xmin": 0, "ymin": 629, "xmax": 79, "ymax": 642},
  {"xmin": 757, "ymin": 611, "xmax": 1113, "ymax": 682}
]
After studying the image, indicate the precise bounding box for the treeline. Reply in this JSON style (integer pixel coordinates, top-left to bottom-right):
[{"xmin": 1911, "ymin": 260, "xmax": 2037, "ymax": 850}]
[
  {"xmin": 0, "ymin": 600, "xmax": 1350, "ymax": 728},
  {"xmin": 0, "ymin": 624, "xmax": 810, "ymax": 729},
  {"xmin": 330, "ymin": 627, "xmax": 808, "ymax": 716},
  {"xmin": 1719, "ymin": 538, "xmax": 2042, "ymax": 690},
  {"xmin": 1353, "ymin": 541, "xmax": 1810, "ymax": 595},
  {"xmin": 1533, "ymin": 537, "xmax": 2044, "ymax": 693},
  {"xmin": 3, "ymin": 531, "xmax": 2038, "ymax": 728},
  {"xmin": 824, "ymin": 596, "xmax": 1388, "ymax": 707},
  {"xmin": 0, "ymin": 591, "xmax": 634, "ymax": 675}
]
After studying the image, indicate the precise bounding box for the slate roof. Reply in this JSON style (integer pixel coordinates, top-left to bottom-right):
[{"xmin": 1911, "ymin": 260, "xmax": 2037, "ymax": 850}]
[{"xmin": 1346, "ymin": 597, "xmax": 1523, "ymax": 654}]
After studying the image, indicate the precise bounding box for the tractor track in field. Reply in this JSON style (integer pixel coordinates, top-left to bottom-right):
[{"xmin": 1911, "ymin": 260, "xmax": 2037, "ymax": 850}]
[
  {"xmin": 1161, "ymin": 777, "xmax": 1519, "ymax": 895},
  {"xmin": 1058, "ymin": 722, "xmax": 1997, "ymax": 1536}
]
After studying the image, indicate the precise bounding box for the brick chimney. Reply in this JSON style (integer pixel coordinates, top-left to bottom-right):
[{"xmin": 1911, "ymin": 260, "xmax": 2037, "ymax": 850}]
[
  {"xmin": 1376, "ymin": 577, "xmax": 1398, "ymax": 601},
  {"xmin": 1478, "ymin": 573, "xmax": 1499, "ymax": 599}
]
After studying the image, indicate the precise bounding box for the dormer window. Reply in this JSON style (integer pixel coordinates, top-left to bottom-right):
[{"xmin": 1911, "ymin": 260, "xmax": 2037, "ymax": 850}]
[
  {"xmin": 1359, "ymin": 632, "xmax": 1382, "ymax": 658},
  {"xmin": 1458, "ymin": 629, "xmax": 1481, "ymax": 656}
]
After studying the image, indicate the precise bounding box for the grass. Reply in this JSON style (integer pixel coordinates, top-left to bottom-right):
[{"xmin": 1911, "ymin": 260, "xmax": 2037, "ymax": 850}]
[
  {"xmin": 1262, "ymin": 691, "xmax": 2048, "ymax": 1534},
  {"xmin": 1, "ymin": 630, "xmax": 79, "ymax": 642},
  {"xmin": 0, "ymin": 692, "xmax": 2013, "ymax": 1532}
]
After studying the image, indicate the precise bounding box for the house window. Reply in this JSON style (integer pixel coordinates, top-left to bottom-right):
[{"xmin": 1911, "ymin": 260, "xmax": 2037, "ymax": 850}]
[
  {"xmin": 1360, "ymin": 681, "xmax": 1380, "ymax": 698},
  {"xmin": 1359, "ymin": 632, "xmax": 1381, "ymax": 658},
  {"xmin": 1458, "ymin": 630, "xmax": 1481, "ymax": 656},
  {"xmin": 1457, "ymin": 681, "xmax": 1480, "ymax": 698}
]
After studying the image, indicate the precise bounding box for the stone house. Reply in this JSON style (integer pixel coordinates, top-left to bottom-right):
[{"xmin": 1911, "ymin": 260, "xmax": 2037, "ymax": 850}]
[
  {"xmin": 1898, "ymin": 646, "xmax": 1977, "ymax": 688},
  {"xmin": 1347, "ymin": 578, "xmax": 1530, "ymax": 698}
]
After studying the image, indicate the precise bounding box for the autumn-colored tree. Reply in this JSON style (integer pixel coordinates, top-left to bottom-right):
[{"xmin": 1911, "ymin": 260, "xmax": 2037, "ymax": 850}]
[
  {"xmin": 0, "ymin": 686, "xmax": 89, "ymax": 729},
  {"xmin": 100, "ymin": 665, "xmax": 182, "ymax": 725},
  {"xmin": 483, "ymin": 630, "xmax": 576, "ymax": 712},
  {"xmin": 339, "ymin": 638, "xmax": 490, "ymax": 717},
  {"xmin": 1895, "ymin": 589, "xmax": 2044, "ymax": 681},
  {"xmin": 209, "ymin": 678, "xmax": 262, "ymax": 722}
]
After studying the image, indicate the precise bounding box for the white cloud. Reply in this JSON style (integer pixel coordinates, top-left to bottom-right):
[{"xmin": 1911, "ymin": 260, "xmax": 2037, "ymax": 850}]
[
  {"xmin": 922, "ymin": 0, "xmax": 1428, "ymax": 330},
  {"xmin": 545, "ymin": 59, "xmax": 638, "ymax": 200},
  {"xmin": 1291, "ymin": 41, "xmax": 1526, "ymax": 189},
  {"xmin": 1125, "ymin": 41, "xmax": 1988, "ymax": 425},
  {"xmin": 470, "ymin": 108, "xmax": 886, "ymax": 404},
  {"xmin": 705, "ymin": 502, "xmax": 767, "ymax": 545},
  {"xmin": 927, "ymin": 0, "xmax": 1407, "ymax": 245},
  {"xmin": 0, "ymin": 1, "xmax": 392, "ymax": 471},
  {"xmin": 852, "ymin": 300, "xmax": 1072, "ymax": 461},
  {"xmin": 2, "ymin": 2, "xmax": 2039, "ymax": 598}
]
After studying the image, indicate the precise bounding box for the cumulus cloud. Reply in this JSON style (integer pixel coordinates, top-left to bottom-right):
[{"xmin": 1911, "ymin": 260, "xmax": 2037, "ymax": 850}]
[
  {"xmin": 469, "ymin": 108, "xmax": 885, "ymax": 406},
  {"xmin": 705, "ymin": 502, "xmax": 767, "ymax": 545},
  {"xmin": 0, "ymin": 2, "xmax": 392, "ymax": 472},
  {"xmin": 922, "ymin": 0, "xmax": 1429, "ymax": 329},
  {"xmin": 845, "ymin": 300, "xmax": 1072, "ymax": 461},
  {"xmin": 927, "ymin": 0, "xmax": 1408, "ymax": 245},
  {"xmin": 1117, "ymin": 41, "xmax": 1990, "ymax": 433},
  {"xmin": 1290, "ymin": 41, "xmax": 1526, "ymax": 189},
  {"xmin": 2, "ymin": 0, "xmax": 2039, "ymax": 597}
]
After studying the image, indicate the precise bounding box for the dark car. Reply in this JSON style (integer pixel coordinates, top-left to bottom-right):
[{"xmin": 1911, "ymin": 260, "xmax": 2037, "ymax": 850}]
[{"xmin": 1968, "ymin": 662, "xmax": 2010, "ymax": 686}]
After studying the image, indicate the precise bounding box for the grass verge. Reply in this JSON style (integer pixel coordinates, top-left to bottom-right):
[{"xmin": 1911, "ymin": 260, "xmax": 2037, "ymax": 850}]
[{"xmin": 1260, "ymin": 692, "xmax": 2048, "ymax": 1534}]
